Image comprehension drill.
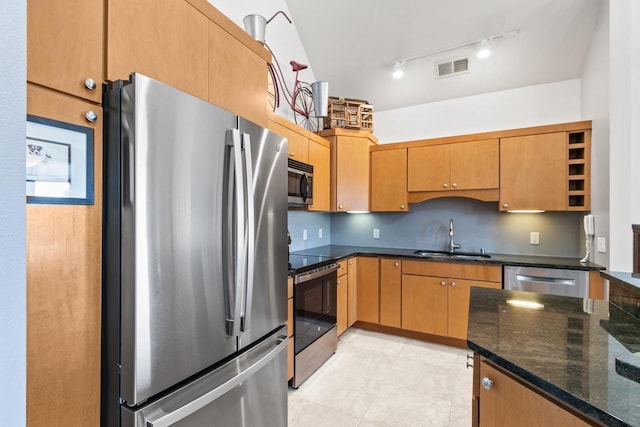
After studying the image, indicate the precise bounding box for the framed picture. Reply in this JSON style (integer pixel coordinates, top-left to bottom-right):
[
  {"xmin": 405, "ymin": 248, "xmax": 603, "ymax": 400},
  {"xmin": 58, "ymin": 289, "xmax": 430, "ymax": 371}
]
[{"xmin": 26, "ymin": 115, "xmax": 94, "ymax": 205}]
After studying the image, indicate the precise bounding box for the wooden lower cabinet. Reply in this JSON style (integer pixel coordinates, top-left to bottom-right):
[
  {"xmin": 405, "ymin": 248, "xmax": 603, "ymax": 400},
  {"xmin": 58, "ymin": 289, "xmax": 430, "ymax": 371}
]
[
  {"xmin": 337, "ymin": 260, "xmax": 348, "ymax": 336},
  {"xmin": 347, "ymin": 257, "xmax": 358, "ymax": 327},
  {"xmin": 401, "ymin": 261, "xmax": 501, "ymax": 339},
  {"xmin": 356, "ymin": 257, "xmax": 380, "ymax": 323},
  {"xmin": 476, "ymin": 359, "xmax": 589, "ymax": 426},
  {"xmin": 379, "ymin": 259, "xmax": 402, "ymax": 328},
  {"xmin": 288, "ymin": 338, "xmax": 295, "ymax": 381}
]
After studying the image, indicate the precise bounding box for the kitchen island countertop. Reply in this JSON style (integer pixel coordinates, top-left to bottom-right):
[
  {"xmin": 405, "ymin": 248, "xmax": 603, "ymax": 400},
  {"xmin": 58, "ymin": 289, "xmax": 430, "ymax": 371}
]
[
  {"xmin": 467, "ymin": 287, "xmax": 640, "ymax": 426},
  {"xmin": 290, "ymin": 244, "xmax": 604, "ymax": 271}
]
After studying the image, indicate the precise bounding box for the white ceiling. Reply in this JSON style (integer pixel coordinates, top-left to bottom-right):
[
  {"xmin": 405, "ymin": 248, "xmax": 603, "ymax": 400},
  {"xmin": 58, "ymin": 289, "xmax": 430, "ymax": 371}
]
[{"xmin": 285, "ymin": 0, "xmax": 602, "ymax": 111}]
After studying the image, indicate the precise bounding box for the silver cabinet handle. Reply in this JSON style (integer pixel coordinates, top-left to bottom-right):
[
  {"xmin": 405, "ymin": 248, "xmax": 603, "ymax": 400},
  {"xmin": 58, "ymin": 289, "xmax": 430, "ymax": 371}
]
[
  {"xmin": 84, "ymin": 77, "xmax": 96, "ymax": 90},
  {"xmin": 400, "ymin": 204, "xmax": 405, "ymax": 209},
  {"xmin": 450, "ymin": 281, "xmax": 456, "ymax": 287},
  {"xmin": 394, "ymin": 262, "xmax": 399, "ymax": 267},
  {"xmin": 443, "ymin": 183, "xmax": 448, "ymax": 188},
  {"xmin": 502, "ymin": 203, "xmax": 509, "ymax": 209},
  {"xmin": 85, "ymin": 111, "xmax": 98, "ymax": 122},
  {"xmin": 481, "ymin": 377, "xmax": 494, "ymax": 390},
  {"xmin": 348, "ymin": 261, "xmax": 353, "ymax": 266},
  {"xmin": 452, "ymin": 183, "xmax": 457, "ymax": 188},
  {"xmin": 440, "ymin": 281, "xmax": 446, "ymax": 286},
  {"xmin": 289, "ymin": 152, "xmax": 295, "ymax": 157},
  {"xmin": 338, "ymin": 205, "xmax": 344, "ymax": 210},
  {"xmin": 337, "ymin": 280, "xmax": 341, "ymax": 285}
]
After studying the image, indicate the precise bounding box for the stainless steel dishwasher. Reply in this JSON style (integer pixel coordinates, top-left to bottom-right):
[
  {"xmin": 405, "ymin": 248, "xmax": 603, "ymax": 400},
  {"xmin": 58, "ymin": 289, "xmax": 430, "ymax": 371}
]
[{"xmin": 504, "ymin": 266, "xmax": 589, "ymax": 298}]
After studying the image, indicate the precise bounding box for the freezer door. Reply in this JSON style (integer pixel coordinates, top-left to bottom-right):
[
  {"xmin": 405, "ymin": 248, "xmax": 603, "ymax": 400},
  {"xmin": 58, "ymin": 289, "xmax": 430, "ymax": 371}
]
[
  {"xmin": 118, "ymin": 74, "xmax": 239, "ymax": 405},
  {"xmin": 237, "ymin": 118, "xmax": 288, "ymax": 349},
  {"xmin": 121, "ymin": 327, "xmax": 288, "ymax": 427}
]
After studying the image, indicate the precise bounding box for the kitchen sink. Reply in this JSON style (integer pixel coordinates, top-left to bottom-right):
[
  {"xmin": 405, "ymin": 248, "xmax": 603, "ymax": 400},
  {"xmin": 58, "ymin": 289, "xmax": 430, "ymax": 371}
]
[{"xmin": 413, "ymin": 249, "xmax": 491, "ymax": 259}]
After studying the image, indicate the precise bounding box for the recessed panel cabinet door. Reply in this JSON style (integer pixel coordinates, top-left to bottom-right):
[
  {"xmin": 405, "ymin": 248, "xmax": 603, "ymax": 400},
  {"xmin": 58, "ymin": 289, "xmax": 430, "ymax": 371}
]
[
  {"xmin": 28, "ymin": 0, "xmax": 103, "ymax": 102},
  {"xmin": 500, "ymin": 133, "xmax": 567, "ymax": 211}
]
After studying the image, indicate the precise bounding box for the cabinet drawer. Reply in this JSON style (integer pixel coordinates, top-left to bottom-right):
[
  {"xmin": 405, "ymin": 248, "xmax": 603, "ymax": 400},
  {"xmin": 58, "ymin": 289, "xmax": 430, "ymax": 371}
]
[
  {"xmin": 403, "ymin": 260, "xmax": 501, "ymax": 283},
  {"xmin": 337, "ymin": 259, "xmax": 348, "ymax": 277}
]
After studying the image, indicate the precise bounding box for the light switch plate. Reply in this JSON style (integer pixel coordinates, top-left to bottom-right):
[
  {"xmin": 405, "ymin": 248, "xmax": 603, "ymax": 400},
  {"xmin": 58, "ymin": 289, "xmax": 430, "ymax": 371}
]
[
  {"xmin": 373, "ymin": 228, "xmax": 380, "ymax": 239},
  {"xmin": 597, "ymin": 237, "xmax": 606, "ymax": 253},
  {"xmin": 318, "ymin": 228, "xmax": 323, "ymax": 239},
  {"xmin": 303, "ymin": 229, "xmax": 307, "ymax": 241},
  {"xmin": 530, "ymin": 232, "xmax": 540, "ymax": 245}
]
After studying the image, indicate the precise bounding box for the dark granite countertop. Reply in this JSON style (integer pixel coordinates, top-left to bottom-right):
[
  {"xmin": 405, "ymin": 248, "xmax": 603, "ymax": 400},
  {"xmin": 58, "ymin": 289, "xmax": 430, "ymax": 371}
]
[
  {"xmin": 467, "ymin": 287, "xmax": 640, "ymax": 426},
  {"xmin": 290, "ymin": 244, "xmax": 604, "ymax": 271}
]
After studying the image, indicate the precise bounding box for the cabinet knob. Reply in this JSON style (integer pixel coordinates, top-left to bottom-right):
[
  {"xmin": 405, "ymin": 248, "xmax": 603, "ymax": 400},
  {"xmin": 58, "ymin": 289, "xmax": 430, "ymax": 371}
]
[
  {"xmin": 452, "ymin": 183, "xmax": 457, "ymax": 188},
  {"xmin": 481, "ymin": 377, "xmax": 494, "ymax": 390},
  {"xmin": 338, "ymin": 205, "xmax": 344, "ymax": 210},
  {"xmin": 337, "ymin": 280, "xmax": 341, "ymax": 285},
  {"xmin": 85, "ymin": 111, "xmax": 98, "ymax": 122},
  {"xmin": 394, "ymin": 262, "xmax": 399, "ymax": 267},
  {"xmin": 443, "ymin": 183, "xmax": 448, "ymax": 188},
  {"xmin": 400, "ymin": 205, "xmax": 405, "ymax": 209},
  {"xmin": 348, "ymin": 261, "xmax": 352, "ymax": 266},
  {"xmin": 289, "ymin": 152, "xmax": 295, "ymax": 157},
  {"xmin": 502, "ymin": 203, "xmax": 509, "ymax": 209},
  {"xmin": 450, "ymin": 281, "xmax": 456, "ymax": 287},
  {"xmin": 84, "ymin": 77, "xmax": 96, "ymax": 90},
  {"xmin": 440, "ymin": 281, "xmax": 446, "ymax": 286}
]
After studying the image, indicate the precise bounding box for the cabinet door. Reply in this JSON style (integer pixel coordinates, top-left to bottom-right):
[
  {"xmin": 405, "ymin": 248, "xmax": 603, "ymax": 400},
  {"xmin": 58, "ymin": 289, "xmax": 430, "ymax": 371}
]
[
  {"xmin": 371, "ymin": 149, "xmax": 408, "ymax": 212},
  {"xmin": 380, "ymin": 259, "xmax": 402, "ymax": 328},
  {"xmin": 27, "ymin": 84, "xmax": 103, "ymax": 426},
  {"xmin": 407, "ymin": 145, "xmax": 450, "ymax": 192},
  {"xmin": 308, "ymin": 140, "xmax": 330, "ymax": 211},
  {"xmin": 28, "ymin": 0, "xmax": 103, "ymax": 102},
  {"xmin": 357, "ymin": 258, "xmax": 380, "ymax": 323},
  {"xmin": 208, "ymin": 21, "xmax": 268, "ymax": 127},
  {"xmin": 347, "ymin": 258, "xmax": 358, "ymax": 326},
  {"xmin": 286, "ymin": 130, "xmax": 309, "ymax": 163},
  {"xmin": 450, "ymin": 139, "xmax": 499, "ymax": 190},
  {"xmin": 337, "ymin": 274, "xmax": 348, "ymax": 336},
  {"xmin": 448, "ymin": 279, "xmax": 501, "ymax": 340},
  {"xmin": 107, "ymin": 0, "xmax": 209, "ymax": 100},
  {"xmin": 401, "ymin": 275, "xmax": 447, "ymax": 336},
  {"xmin": 288, "ymin": 338, "xmax": 294, "ymax": 381},
  {"xmin": 333, "ymin": 137, "xmax": 370, "ymax": 211},
  {"xmin": 500, "ymin": 133, "xmax": 567, "ymax": 211},
  {"xmin": 479, "ymin": 361, "xmax": 589, "ymax": 426}
]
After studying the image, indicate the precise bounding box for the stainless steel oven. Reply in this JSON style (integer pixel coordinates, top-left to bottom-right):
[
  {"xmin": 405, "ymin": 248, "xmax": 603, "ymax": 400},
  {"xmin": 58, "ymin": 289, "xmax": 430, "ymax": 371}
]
[
  {"xmin": 288, "ymin": 158, "xmax": 313, "ymax": 205},
  {"xmin": 292, "ymin": 261, "xmax": 338, "ymax": 388}
]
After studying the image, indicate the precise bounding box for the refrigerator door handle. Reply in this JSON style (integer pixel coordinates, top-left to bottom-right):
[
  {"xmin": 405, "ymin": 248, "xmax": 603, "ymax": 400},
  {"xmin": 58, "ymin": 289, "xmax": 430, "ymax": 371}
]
[
  {"xmin": 144, "ymin": 336, "xmax": 288, "ymax": 427},
  {"xmin": 240, "ymin": 132, "xmax": 255, "ymax": 332},
  {"xmin": 226, "ymin": 129, "xmax": 246, "ymax": 338}
]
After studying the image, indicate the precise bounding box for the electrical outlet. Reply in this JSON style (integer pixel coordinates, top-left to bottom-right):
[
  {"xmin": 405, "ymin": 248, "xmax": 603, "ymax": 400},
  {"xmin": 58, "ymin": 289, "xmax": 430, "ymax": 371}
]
[
  {"xmin": 597, "ymin": 237, "xmax": 606, "ymax": 253},
  {"xmin": 373, "ymin": 228, "xmax": 380, "ymax": 239},
  {"xmin": 303, "ymin": 229, "xmax": 307, "ymax": 241},
  {"xmin": 530, "ymin": 232, "xmax": 540, "ymax": 245},
  {"xmin": 318, "ymin": 228, "xmax": 323, "ymax": 239}
]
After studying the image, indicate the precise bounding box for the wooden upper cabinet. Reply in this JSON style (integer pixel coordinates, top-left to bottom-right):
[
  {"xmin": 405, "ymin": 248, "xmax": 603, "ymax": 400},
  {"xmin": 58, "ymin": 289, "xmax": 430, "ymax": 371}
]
[
  {"xmin": 308, "ymin": 139, "xmax": 331, "ymax": 211},
  {"xmin": 408, "ymin": 144, "xmax": 450, "ymax": 192},
  {"xmin": 450, "ymin": 139, "xmax": 499, "ymax": 190},
  {"xmin": 500, "ymin": 133, "xmax": 567, "ymax": 211},
  {"xmin": 408, "ymin": 139, "xmax": 498, "ymax": 192},
  {"xmin": 287, "ymin": 131, "xmax": 309, "ymax": 163},
  {"xmin": 28, "ymin": 0, "xmax": 103, "ymax": 102},
  {"xmin": 330, "ymin": 135, "xmax": 370, "ymax": 212},
  {"xmin": 107, "ymin": 0, "xmax": 209, "ymax": 101},
  {"xmin": 208, "ymin": 21, "xmax": 268, "ymax": 127},
  {"xmin": 371, "ymin": 148, "xmax": 408, "ymax": 212}
]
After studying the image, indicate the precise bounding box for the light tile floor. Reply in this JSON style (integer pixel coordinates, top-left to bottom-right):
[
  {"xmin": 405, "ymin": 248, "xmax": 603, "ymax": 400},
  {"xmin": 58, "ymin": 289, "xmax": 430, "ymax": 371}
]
[{"xmin": 288, "ymin": 328, "xmax": 473, "ymax": 427}]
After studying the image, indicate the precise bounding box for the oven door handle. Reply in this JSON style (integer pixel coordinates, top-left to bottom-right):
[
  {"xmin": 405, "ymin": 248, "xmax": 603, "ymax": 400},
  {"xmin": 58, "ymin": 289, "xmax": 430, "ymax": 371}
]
[{"xmin": 295, "ymin": 263, "xmax": 339, "ymax": 284}]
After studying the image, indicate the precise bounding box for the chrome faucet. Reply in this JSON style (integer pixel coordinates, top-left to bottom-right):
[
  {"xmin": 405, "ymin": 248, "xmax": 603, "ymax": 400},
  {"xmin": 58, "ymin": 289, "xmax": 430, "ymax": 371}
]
[{"xmin": 448, "ymin": 219, "xmax": 461, "ymax": 253}]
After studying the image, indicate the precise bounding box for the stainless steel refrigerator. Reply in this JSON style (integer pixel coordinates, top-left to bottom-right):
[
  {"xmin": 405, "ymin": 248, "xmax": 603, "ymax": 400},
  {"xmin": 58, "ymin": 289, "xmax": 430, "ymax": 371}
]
[{"xmin": 102, "ymin": 73, "xmax": 288, "ymax": 427}]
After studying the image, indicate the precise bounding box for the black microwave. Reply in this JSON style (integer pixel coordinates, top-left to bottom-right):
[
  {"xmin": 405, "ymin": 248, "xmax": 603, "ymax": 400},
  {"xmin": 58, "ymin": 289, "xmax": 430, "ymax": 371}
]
[{"xmin": 288, "ymin": 158, "xmax": 313, "ymax": 205}]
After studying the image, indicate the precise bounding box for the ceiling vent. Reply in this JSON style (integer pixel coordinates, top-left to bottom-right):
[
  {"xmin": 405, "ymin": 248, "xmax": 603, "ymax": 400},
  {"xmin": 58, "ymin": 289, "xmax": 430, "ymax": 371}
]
[{"xmin": 436, "ymin": 58, "xmax": 469, "ymax": 79}]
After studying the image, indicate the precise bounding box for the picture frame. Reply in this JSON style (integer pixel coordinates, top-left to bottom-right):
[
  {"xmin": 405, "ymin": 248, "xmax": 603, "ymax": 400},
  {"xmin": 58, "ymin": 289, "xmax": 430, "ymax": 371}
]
[{"xmin": 26, "ymin": 115, "xmax": 94, "ymax": 205}]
